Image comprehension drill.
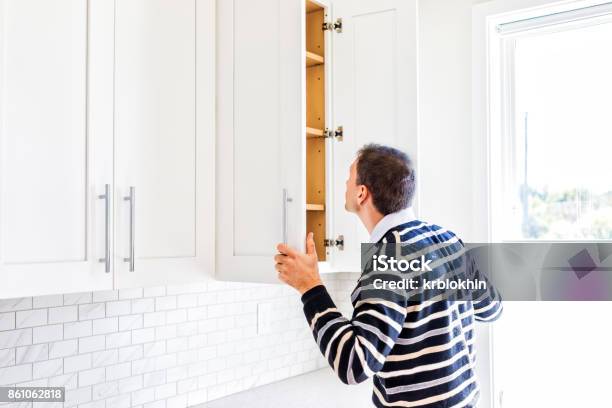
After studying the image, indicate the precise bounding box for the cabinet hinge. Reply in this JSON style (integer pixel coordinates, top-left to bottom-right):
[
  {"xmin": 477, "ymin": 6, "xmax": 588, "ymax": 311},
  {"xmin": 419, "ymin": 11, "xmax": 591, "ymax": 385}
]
[
  {"xmin": 324, "ymin": 235, "xmax": 344, "ymax": 251},
  {"xmin": 324, "ymin": 126, "xmax": 343, "ymax": 142},
  {"xmin": 322, "ymin": 18, "xmax": 342, "ymax": 33}
]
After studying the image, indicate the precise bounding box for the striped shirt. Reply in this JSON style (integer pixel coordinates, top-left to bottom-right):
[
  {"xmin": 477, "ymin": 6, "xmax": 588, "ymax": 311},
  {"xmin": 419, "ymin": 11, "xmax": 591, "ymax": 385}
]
[{"xmin": 301, "ymin": 215, "xmax": 502, "ymax": 407}]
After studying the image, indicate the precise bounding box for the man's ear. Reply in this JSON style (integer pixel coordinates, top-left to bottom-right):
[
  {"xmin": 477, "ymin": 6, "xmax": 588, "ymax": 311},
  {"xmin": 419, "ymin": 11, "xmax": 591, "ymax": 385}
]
[{"xmin": 357, "ymin": 185, "xmax": 368, "ymax": 206}]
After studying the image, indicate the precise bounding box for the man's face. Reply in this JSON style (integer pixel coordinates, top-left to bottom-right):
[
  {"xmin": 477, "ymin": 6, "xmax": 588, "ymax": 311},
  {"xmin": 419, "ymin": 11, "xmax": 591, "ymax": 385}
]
[{"xmin": 345, "ymin": 160, "xmax": 361, "ymax": 213}]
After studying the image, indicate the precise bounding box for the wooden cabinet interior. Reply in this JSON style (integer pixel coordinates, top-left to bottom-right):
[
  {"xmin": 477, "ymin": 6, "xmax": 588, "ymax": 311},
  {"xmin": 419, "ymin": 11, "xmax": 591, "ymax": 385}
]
[{"xmin": 305, "ymin": 1, "xmax": 327, "ymax": 261}]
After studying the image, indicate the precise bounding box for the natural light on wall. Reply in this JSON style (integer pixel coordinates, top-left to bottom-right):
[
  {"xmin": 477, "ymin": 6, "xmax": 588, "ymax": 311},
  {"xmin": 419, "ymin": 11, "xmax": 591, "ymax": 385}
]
[{"xmin": 488, "ymin": 2, "xmax": 612, "ymax": 407}]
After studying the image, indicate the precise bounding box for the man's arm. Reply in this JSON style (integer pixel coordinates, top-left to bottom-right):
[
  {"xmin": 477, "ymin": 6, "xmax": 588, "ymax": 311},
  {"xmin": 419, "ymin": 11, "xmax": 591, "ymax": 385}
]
[
  {"xmin": 301, "ymin": 283, "xmax": 407, "ymax": 384},
  {"xmin": 275, "ymin": 234, "xmax": 407, "ymax": 384},
  {"xmin": 465, "ymin": 251, "xmax": 503, "ymax": 322}
]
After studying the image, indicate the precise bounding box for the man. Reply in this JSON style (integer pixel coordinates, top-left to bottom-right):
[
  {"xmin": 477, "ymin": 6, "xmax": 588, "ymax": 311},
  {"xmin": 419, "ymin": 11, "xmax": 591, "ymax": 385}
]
[{"xmin": 275, "ymin": 144, "xmax": 502, "ymax": 407}]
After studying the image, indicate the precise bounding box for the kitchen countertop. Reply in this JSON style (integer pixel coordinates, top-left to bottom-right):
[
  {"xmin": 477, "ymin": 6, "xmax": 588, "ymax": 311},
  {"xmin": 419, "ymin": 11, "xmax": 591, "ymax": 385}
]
[{"xmin": 195, "ymin": 369, "xmax": 373, "ymax": 408}]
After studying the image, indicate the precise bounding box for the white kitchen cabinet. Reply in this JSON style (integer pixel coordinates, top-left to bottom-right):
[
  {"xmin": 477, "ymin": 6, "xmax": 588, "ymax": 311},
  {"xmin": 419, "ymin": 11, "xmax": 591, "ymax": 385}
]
[
  {"xmin": 0, "ymin": 0, "xmax": 115, "ymax": 298},
  {"xmin": 216, "ymin": 0, "xmax": 418, "ymax": 281},
  {"xmin": 0, "ymin": 0, "xmax": 214, "ymax": 297},
  {"xmin": 113, "ymin": 0, "xmax": 213, "ymax": 289}
]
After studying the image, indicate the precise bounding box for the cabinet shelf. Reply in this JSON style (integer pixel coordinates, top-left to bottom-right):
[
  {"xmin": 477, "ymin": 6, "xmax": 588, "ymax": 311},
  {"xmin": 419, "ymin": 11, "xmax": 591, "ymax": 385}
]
[
  {"xmin": 306, "ymin": 51, "xmax": 324, "ymax": 67},
  {"xmin": 307, "ymin": 203, "xmax": 325, "ymax": 211},
  {"xmin": 306, "ymin": 127, "xmax": 325, "ymax": 138}
]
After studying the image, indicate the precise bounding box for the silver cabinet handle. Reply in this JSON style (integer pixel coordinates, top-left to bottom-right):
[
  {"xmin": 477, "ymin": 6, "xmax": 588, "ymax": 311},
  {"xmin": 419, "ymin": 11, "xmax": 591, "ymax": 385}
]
[
  {"xmin": 282, "ymin": 188, "xmax": 293, "ymax": 244},
  {"xmin": 98, "ymin": 184, "xmax": 111, "ymax": 273},
  {"xmin": 123, "ymin": 187, "xmax": 135, "ymax": 272}
]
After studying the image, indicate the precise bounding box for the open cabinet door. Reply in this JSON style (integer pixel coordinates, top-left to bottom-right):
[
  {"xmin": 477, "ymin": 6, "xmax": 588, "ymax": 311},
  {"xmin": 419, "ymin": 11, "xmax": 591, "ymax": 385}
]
[
  {"xmin": 217, "ymin": 0, "xmax": 305, "ymax": 283},
  {"xmin": 331, "ymin": 0, "xmax": 419, "ymax": 272}
]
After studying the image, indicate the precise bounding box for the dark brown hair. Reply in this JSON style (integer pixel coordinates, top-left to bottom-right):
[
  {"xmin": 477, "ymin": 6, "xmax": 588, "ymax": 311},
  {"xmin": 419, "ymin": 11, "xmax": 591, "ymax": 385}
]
[{"xmin": 356, "ymin": 144, "xmax": 415, "ymax": 215}]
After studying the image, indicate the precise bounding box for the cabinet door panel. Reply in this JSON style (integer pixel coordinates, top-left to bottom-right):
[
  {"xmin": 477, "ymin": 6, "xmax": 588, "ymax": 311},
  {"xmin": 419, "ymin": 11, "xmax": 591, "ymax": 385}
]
[
  {"xmin": 331, "ymin": 0, "xmax": 418, "ymax": 271},
  {"xmin": 114, "ymin": 0, "xmax": 210, "ymax": 288},
  {"xmin": 217, "ymin": 0, "xmax": 304, "ymax": 282},
  {"xmin": 0, "ymin": 0, "xmax": 114, "ymax": 297}
]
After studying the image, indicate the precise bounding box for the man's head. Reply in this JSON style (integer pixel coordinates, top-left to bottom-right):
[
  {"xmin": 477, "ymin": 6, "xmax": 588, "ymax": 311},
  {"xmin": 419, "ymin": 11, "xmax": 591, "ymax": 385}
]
[{"xmin": 345, "ymin": 144, "xmax": 415, "ymax": 216}]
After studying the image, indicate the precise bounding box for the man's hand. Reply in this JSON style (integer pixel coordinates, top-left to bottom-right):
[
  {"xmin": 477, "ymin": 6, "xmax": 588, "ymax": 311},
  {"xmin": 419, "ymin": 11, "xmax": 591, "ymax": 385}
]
[{"xmin": 275, "ymin": 232, "xmax": 323, "ymax": 294}]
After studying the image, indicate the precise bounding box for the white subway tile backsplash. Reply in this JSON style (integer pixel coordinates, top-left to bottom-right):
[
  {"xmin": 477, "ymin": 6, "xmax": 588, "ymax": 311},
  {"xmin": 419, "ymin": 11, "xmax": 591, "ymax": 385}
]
[
  {"xmin": 166, "ymin": 338, "xmax": 188, "ymax": 354},
  {"xmin": 154, "ymin": 326, "xmax": 176, "ymax": 342},
  {"xmin": 106, "ymin": 394, "xmax": 131, "ymax": 408},
  {"xmin": 92, "ymin": 349, "xmax": 118, "ymax": 368},
  {"xmin": 119, "ymin": 288, "xmax": 143, "ymax": 300},
  {"xmin": 32, "ymin": 358, "xmax": 62, "ymax": 379},
  {"xmin": 0, "ymin": 312, "xmax": 16, "ymax": 331},
  {"xmin": 119, "ymin": 315, "xmax": 143, "ymax": 332},
  {"xmin": 0, "ymin": 274, "xmax": 352, "ymax": 407},
  {"xmin": 92, "ymin": 317, "xmax": 118, "ymax": 335},
  {"xmin": 78, "ymin": 367, "xmax": 105, "ymax": 387},
  {"xmin": 92, "ymin": 380, "xmax": 119, "ymax": 400},
  {"xmin": 0, "ymin": 328, "xmax": 32, "ymax": 349},
  {"xmin": 92, "ymin": 291, "xmax": 118, "ymax": 303},
  {"xmin": 154, "ymin": 382, "xmax": 175, "ymax": 399},
  {"xmin": 64, "ymin": 321, "xmax": 92, "ymax": 339},
  {"xmin": 106, "ymin": 362, "xmax": 131, "ymax": 381},
  {"xmin": 106, "ymin": 301, "xmax": 131, "ymax": 317},
  {"xmin": 48, "ymin": 339, "xmax": 78, "ymax": 359},
  {"xmin": 176, "ymin": 294, "xmax": 197, "ymax": 309},
  {"xmin": 79, "ymin": 336, "xmax": 106, "ymax": 354},
  {"xmin": 0, "ymin": 298, "xmax": 33, "ymax": 313},
  {"xmin": 15, "ymin": 310, "xmax": 47, "ymax": 329},
  {"xmin": 132, "ymin": 299, "xmax": 155, "ymax": 314},
  {"xmin": 132, "ymin": 387, "xmax": 155, "ymax": 406},
  {"xmin": 166, "ymin": 366, "xmax": 188, "ymax": 384},
  {"xmin": 32, "ymin": 295, "xmax": 63, "ymax": 309},
  {"xmin": 118, "ymin": 375, "xmax": 142, "ymax": 394},
  {"xmin": 48, "ymin": 306, "xmax": 77, "ymax": 324},
  {"xmin": 176, "ymin": 322, "xmax": 197, "ymax": 338},
  {"xmin": 154, "ymin": 297, "xmax": 176, "ymax": 312},
  {"xmin": 145, "ymin": 399, "xmax": 166, "ymax": 408},
  {"xmin": 48, "ymin": 372, "xmax": 78, "ymax": 389},
  {"xmin": 80, "ymin": 400, "xmax": 106, "ymax": 408},
  {"xmin": 166, "ymin": 393, "xmax": 187, "ymax": 408},
  {"xmin": 15, "ymin": 344, "xmax": 48, "ymax": 364},
  {"xmin": 143, "ymin": 312, "xmax": 166, "ymax": 328},
  {"xmin": 32, "ymin": 324, "xmax": 62, "ymax": 344},
  {"xmin": 142, "ymin": 342, "xmax": 165, "ymax": 359},
  {"xmin": 143, "ymin": 370, "xmax": 166, "ymax": 388},
  {"xmin": 118, "ymin": 345, "xmax": 143, "ymax": 363},
  {"xmin": 143, "ymin": 287, "xmax": 166, "ymax": 298},
  {"xmin": 0, "ymin": 363, "xmax": 32, "ymax": 385},
  {"xmin": 187, "ymin": 307, "xmax": 206, "ymax": 322},
  {"xmin": 64, "ymin": 386, "xmax": 92, "ymax": 407},
  {"xmin": 0, "ymin": 348, "xmax": 15, "ymax": 368},
  {"xmin": 79, "ymin": 303, "xmax": 105, "ymax": 321},
  {"xmin": 132, "ymin": 329, "xmax": 155, "ymax": 345},
  {"xmin": 165, "ymin": 310, "xmax": 186, "ymax": 325},
  {"xmin": 63, "ymin": 292, "xmax": 92, "ymax": 306},
  {"xmin": 64, "ymin": 354, "xmax": 92, "ymax": 373},
  {"xmin": 105, "ymin": 332, "xmax": 131, "ymax": 349}
]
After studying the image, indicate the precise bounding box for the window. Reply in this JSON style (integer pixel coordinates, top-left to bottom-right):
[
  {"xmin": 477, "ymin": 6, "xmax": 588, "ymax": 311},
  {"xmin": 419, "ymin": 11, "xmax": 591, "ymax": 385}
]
[
  {"xmin": 486, "ymin": 3, "xmax": 612, "ymax": 408},
  {"xmin": 495, "ymin": 4, "xmax": 612, "ymax": 241}
]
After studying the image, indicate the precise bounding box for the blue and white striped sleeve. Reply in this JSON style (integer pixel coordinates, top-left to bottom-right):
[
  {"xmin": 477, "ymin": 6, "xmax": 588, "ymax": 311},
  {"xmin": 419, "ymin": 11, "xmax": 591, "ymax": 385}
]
[
  {"xmin": 465, "ymin": 252, "xmax": 503, "ymax": 322},
  {"xmin": 301, "ymin": 283, "xmax": 407, "ymax": 385}
]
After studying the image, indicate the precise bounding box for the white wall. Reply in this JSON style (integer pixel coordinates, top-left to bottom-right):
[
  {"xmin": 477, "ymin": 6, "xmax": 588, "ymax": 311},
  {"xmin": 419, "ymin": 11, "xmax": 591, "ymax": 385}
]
[
  {"xmin": 418, "ymin": 0, "xmax": 477, "ymax": 240},
  {"xmin": 418, "ymin": 1, "xmax": 493, "ymax": 407}
]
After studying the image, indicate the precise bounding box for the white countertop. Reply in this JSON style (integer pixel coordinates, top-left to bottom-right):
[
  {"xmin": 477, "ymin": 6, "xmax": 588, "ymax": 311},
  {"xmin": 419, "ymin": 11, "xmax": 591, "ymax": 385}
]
[{"xmin": 195, "ymin": 369, "xmax": 374, "ymax": 408}]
